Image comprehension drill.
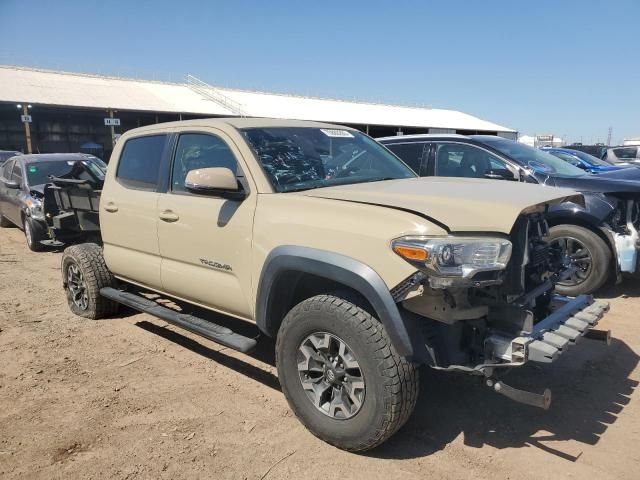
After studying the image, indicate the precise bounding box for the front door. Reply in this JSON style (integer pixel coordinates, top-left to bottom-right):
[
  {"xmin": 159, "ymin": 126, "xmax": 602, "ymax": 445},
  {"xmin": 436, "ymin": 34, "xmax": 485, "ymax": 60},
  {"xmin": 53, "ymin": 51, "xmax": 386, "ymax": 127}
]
[
  {"xmin": 100, "ymin": 134, "xmax": 169, "ymax": 290},
  {"xmin": 157, "ymin": 130, "xmax": 256, "ymax": 320}
]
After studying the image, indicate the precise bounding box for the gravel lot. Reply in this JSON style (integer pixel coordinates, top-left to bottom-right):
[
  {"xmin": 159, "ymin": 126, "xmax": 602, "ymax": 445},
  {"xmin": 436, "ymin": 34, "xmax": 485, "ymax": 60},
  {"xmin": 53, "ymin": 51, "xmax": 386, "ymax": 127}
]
[{"xmin": 1, "ymin": 227, "xmax": 639, "ymax": 479}]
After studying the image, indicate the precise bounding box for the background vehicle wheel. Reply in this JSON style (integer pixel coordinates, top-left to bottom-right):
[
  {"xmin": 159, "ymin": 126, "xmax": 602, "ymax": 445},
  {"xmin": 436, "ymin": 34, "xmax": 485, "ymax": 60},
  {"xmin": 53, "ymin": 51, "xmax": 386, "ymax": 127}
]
[
  {"xmin": 61, "ymin": 243, "xmax": 119, "ymax": 319},
  {"xmin": 549, "ymin": 224, "xmax": 612, "ymax": 296},
  {"xmin": 276, "ymin": 294, "xmax": 419, "ymax": 452},
  {"xmin": 23, "ymin": 217, "xmax": 45, "ymax": 252},
  {"xmin": 0, "ymin": 211, "xmax": 12, "ymax": 228}
]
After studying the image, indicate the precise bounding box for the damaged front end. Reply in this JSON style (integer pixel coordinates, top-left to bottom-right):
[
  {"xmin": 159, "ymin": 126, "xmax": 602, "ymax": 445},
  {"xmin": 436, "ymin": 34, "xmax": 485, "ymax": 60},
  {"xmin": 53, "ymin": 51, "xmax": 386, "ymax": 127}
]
[
  {"xmin": 603, "ymin": 195, "xmax": 640, "ymax": 275},
  {"xmin": 392, "ymin": 212, "xmax": 610, "ymax": 409}
]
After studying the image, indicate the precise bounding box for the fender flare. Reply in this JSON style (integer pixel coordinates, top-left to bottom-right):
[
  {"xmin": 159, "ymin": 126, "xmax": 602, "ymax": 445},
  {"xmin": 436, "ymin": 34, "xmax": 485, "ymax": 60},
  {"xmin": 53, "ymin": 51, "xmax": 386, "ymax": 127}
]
[{"xmin": 255, "ymin": 245, "xmax": 415, "ymax": 358}]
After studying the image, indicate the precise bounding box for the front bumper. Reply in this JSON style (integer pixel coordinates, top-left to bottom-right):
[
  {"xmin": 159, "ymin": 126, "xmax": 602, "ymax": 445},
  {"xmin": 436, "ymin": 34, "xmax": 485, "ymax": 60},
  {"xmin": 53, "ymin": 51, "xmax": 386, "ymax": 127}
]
[{"xmin": 488, "ymin": 294, "xmax": 609, "ymax": 365}]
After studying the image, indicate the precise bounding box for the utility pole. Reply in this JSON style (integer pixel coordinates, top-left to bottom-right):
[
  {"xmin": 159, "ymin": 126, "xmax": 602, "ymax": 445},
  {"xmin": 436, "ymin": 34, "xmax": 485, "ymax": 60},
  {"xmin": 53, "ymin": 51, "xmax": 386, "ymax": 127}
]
[
  {"xmin": 22, "ymin": 104, "xmax": 33, "ymax": 153},
  {"xmin": 108, "ymin": 109, "xmax": 116, "ymax": 146},
  {"xmin": 607, "ymin": 127, "xmax": 612, "ymax": 146}
]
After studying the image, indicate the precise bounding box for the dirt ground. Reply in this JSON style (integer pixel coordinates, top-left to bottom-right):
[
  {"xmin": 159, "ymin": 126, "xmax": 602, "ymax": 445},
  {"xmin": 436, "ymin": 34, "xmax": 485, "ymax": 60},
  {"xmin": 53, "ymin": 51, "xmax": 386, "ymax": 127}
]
[{"xmin": 0, "ymin": 227, "xmax": 639, "ymax": 480}]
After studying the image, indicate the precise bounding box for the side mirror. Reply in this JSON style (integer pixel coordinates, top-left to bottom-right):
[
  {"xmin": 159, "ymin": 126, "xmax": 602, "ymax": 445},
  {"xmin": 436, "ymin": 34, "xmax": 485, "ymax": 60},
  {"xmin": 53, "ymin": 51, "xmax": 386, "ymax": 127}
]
[
  {"xmin": 3, "ymin": 179, "xmax": 20, "ymax": 189},
  {"xmin": 185, "ymin": 167, "xmax": 246, "ymax": 200},
  {"xmin": 483, "ymin": 168, "xmax": 516, "ymax": 181}
]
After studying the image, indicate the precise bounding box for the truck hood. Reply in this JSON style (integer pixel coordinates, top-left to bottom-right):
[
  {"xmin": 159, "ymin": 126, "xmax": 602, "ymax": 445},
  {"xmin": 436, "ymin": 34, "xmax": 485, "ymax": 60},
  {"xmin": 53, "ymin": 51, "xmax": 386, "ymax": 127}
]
[{"xmin": 300, "ymin": 177, "xmax": 580, "ymax": 233}]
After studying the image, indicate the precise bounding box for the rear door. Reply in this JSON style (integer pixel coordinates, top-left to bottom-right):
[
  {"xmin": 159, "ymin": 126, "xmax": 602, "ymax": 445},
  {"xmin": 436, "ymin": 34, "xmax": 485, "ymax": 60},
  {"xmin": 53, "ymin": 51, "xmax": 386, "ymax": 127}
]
[
  {"xmin": 5, "ymin": 161, "xmax": 25, "ymax": 225},
  {"xmin": 100, "ymin": 134, "xmax": 169, "ymax": 290},
  {"xmin": 156, "ymin": 129, "xmax": 257, "ymax": 319}
]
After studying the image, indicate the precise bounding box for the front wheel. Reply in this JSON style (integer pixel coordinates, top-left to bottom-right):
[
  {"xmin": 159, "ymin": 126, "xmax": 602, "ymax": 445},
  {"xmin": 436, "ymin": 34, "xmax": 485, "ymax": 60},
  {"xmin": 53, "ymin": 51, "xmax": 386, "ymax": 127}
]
[
  {"xmin": 275, "ymin": 294, "xmax": 419, "ymax": 451},
  {"xmin": 61, "ymin": 243, "xmax": 119, "ymax": 319},
  {"xmin": 24, "ymin": 217, "xmax": 46, "ymax": 252},
  {"xmin": 549, "ymin": 224, "xmax": 612, "ymax": 296}
]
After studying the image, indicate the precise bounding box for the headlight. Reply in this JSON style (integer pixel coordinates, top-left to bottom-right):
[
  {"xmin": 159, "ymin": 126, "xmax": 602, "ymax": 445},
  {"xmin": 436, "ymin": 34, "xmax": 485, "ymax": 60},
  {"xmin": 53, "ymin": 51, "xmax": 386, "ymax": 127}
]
[
  {"xmin": 26, "ymin": 198, "xmax": 44, "ymax": 220},
  {"xmin": 392, "ymin": 236, "xmax": 512, "ymax": 278}
]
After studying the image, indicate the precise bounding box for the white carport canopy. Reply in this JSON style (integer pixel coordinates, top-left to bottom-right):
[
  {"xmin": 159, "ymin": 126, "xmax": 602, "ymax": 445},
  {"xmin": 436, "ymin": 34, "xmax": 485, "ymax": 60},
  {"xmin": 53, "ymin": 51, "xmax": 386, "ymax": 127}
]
[{"xmin": 0, "ymin": 65, "xmax": 516, "ymax": 134}]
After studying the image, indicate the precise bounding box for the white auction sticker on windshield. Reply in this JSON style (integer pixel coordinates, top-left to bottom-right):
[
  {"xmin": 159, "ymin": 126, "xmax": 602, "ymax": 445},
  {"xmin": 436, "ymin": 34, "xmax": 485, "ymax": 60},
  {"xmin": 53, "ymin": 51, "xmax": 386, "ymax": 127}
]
[{"xmin": 320, "ymin": 129, "xmax": 354, "ymax": 138}]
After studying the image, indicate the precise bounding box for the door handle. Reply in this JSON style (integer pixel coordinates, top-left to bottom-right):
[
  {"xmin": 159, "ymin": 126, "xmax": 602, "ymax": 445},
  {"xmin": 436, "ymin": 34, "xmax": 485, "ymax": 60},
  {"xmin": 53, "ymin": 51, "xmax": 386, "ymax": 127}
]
[
  {"xmin": 104, "ymin": 203, "xmax": 118, "ymax": 213},
  {"xmin": 159, "ymin": 210, "xmax": 179, "ymax": 222}
]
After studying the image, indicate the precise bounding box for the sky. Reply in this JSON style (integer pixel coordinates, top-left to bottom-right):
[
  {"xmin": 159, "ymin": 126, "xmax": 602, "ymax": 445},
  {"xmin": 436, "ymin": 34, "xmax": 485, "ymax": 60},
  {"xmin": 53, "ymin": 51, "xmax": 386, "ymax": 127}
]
[{"xmin": 0, "ymin": 0, "xmax": 638, "ymax": 144}]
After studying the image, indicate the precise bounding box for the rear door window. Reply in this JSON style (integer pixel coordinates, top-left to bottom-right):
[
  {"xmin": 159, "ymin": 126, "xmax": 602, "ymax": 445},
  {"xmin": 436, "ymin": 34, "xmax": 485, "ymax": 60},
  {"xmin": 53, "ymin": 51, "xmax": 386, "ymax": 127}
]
[
  {"xmin": 384, "ymin": 142, "xmax": 428, "ymax": 174},
  {"xmin": 613, "ymin": 147, "xmax": 638, "ymax": 159},
  {"xmin": 11, "ymin": 162, "xmax": 23, "ymax": 184},
  {"xmin": 116, "ymin": 135, "xmax": 167, "ymax": 190},
  {"xmin": 1, "ymin": 160, "xmax": 14, "ymax": 180}
]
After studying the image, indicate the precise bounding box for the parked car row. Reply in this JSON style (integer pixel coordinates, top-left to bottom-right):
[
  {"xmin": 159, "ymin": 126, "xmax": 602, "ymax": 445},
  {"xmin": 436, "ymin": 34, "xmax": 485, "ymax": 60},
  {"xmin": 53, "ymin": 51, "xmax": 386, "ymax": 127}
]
[
  {"xmin": 378, "ymin": 134, "xmax": 640, "ymax": 296},
  {"xmin": 0, "ymin": 153, "xmax": 107, "ymax": 250}
]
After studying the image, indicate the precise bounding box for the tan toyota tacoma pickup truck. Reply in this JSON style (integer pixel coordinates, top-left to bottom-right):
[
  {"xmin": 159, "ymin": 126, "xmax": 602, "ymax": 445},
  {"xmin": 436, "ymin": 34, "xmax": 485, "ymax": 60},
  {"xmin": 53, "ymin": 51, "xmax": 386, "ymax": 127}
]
[{"xmin": 57, "ymin": 118, "xmax": 610, "ymax": 451}]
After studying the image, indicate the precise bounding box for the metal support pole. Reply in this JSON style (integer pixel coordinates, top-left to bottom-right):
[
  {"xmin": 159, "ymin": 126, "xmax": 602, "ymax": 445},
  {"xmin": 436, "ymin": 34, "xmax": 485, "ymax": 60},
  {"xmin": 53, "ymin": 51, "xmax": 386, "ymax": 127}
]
[
  {"xmin": 366, "ymin": 125, "xmax": 369, "ymax": 135},
  {"xmin": 22, "ymin": 104, "xmax": 32, "ymax": 153},
  {"xmin": 109, "ymin": 109, "xmax": 116, "ymax": 147}
]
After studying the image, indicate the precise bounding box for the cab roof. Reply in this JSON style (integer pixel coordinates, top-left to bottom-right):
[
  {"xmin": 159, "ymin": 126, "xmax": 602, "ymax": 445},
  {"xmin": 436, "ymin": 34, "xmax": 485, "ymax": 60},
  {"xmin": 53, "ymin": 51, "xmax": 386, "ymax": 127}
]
[{"xmin": 126, "ymin": 117, "xmax": 356, "ymax": 135}]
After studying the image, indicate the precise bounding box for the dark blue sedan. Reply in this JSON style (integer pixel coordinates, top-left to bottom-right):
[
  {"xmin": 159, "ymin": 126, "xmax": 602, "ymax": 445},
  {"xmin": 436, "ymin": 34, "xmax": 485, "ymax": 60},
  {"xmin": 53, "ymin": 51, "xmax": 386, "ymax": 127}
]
[{"xmin": 542, "ymin": 147, "xmax": 631, "ymax": 174}]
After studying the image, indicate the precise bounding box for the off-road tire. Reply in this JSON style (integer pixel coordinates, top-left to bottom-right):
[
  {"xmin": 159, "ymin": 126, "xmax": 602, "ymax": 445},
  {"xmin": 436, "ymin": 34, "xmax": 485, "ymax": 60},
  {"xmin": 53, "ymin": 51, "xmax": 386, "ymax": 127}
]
[
  {"xmin": 0, "ymin": 211, "xmax": 12, "ymax": 228},
  {"xmin": 275, "ymin": 294, "xmax": 419, "ymax": 451},
  {"xmin": 24, "ymin": 216, "xmax": 45, "ymax": 252},
  {"xmin": 61, "ymin": 243, "xmax": 119, "ymax": 319},
  {"xmin": 549, "ymin": 224, "xmax": 612, "ymax": 296}
]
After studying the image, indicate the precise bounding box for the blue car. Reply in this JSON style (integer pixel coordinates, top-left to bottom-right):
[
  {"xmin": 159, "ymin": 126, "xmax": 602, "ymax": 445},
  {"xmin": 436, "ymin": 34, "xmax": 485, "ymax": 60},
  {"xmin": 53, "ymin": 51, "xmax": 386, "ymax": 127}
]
[{"xmin": 542, "ymin": 147, "xmax": 630, "ymax": 174}]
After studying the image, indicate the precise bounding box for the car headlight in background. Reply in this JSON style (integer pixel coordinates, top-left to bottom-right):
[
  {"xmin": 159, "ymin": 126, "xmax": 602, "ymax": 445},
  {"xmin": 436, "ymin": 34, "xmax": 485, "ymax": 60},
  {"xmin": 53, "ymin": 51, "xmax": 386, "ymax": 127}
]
[
  {"xmin": 392, "ymin": 236, "xmax": 512, "ymax": 278},
  {"xmin": 26, "ymin": 198, "xmax": 44, "ymax": 220}
]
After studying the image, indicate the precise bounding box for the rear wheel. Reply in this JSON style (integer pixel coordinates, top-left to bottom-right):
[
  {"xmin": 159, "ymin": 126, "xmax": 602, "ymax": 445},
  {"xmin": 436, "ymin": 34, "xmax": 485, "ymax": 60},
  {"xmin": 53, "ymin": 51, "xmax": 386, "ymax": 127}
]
[
  {"xmin": 61, "ymin": 243, "xmax": 119, "ymax": 319},
  {"xmin": 275, "ymin": 294, "xmax": 418, "ymax": 451},
  {"xmin": 549, "ymin": 224, "xmax": 611, "ymax": 296}
]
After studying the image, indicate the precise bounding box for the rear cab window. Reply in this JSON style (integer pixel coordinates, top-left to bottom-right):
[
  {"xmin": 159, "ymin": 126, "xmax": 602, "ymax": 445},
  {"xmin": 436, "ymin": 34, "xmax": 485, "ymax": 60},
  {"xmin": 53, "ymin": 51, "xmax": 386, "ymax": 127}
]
[{"xmin": 116, "ymin": 135, "xmax": 168, "ymax": 190}]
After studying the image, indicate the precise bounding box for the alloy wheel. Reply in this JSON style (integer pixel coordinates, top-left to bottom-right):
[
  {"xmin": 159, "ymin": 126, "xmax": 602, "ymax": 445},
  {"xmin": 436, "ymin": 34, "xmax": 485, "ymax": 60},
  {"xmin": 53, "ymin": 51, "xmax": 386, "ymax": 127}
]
[
  {"xmin": 67, "ymin": 263, "xmax": 89, "ymax": 310},
  {"xmin": 552, "ymin": 236, "xmax": 593, "ymax": 286},
  {"xmin": 297, "ymin": 332, "xmax": 365, "ymax": 420}
]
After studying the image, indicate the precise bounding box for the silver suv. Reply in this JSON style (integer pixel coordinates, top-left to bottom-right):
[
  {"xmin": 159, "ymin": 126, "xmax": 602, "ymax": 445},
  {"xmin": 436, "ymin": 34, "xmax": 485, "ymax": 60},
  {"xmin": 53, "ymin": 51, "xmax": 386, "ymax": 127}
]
[{"xmin": 604, "ymin": 145, "xmax": 640, "ymax": 164}]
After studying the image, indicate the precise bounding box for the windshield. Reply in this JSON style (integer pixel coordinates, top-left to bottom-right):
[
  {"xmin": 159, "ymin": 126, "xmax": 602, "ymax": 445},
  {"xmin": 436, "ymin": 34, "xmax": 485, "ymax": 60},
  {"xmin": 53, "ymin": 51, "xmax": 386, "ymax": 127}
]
[
  {"xmin": 242, "ymin": 127, "xmax": 415, "ymax": 192},
  {"xmin": 478, "ymin": 137, "xmax": 586, "ymax": 177},
  {"xmin": 25, "ymin": 159, "xmax": 105, "ymax": 186},
  {"xmin": 567, "ymin": 149, "xmax": 612, "ymax": 166}
]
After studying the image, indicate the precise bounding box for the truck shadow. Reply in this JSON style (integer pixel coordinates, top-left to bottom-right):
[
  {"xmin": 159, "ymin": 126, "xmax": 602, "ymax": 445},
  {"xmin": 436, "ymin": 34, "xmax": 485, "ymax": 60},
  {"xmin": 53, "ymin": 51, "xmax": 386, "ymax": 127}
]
[
  {"xmin": 370, "ymin": 338, "xmax": 638, "ymax": 461},
  {"xmin": 130, "ymin": 298, "xmax": 638, "ymax": 462},
  {"xmin": 598, "ymin": 277, "xmax": 640, "ymax": 299}
]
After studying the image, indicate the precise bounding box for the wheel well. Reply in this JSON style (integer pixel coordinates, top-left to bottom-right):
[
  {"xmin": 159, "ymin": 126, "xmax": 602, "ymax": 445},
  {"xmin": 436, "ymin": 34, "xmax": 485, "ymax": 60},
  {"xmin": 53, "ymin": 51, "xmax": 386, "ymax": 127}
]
[
  {"xmin": 263, "ymin": 270, "xmax": 375, "ymax": 338},
  {"xmin": 547, "ymin": 217, "xmax": 615, "ymax": 255}
]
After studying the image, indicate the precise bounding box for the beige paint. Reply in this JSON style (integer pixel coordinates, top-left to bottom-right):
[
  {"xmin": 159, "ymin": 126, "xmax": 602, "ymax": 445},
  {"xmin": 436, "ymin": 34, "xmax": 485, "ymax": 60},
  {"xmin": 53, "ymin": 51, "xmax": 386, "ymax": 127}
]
[
  {"xmin": 102, "ymin": 118, "xmax": 581, "ymax": 323},
  {"xmin": 302, "ymin": 177, "xmax": 579, "ymax": 233},
  {"xmin": 185, "ymin": 167, "xmax": 238, "ymax": 191}
]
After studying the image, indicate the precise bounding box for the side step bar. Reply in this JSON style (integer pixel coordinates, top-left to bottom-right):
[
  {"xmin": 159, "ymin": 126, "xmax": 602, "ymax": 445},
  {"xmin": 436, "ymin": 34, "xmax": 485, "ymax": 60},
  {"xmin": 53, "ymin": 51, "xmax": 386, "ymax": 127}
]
[{"xmin": 100, "ymin": 287, "xmax": 257, "ymax": 353}]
